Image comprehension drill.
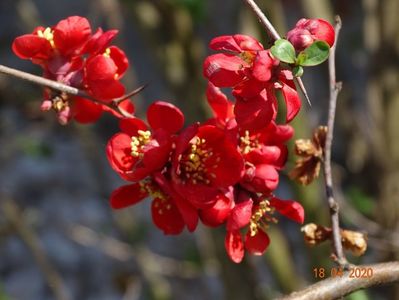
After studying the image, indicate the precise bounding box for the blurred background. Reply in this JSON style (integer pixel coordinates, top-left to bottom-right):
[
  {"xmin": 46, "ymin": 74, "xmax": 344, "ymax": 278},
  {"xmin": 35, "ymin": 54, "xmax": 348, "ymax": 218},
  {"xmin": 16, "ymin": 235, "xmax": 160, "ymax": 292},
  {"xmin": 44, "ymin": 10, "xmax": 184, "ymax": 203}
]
[{"xmin": 0, "ymin": 0, "xmax": 398, "ymax": 299}]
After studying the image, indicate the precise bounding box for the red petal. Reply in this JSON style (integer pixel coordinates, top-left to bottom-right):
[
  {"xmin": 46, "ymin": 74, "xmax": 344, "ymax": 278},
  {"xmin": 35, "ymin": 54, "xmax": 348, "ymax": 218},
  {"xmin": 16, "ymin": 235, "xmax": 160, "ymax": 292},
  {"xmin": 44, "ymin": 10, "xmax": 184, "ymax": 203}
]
[
  {"xmin": 199, "ymin": 188, "xmax": 234, "ymax": 227},
  {"xmin": 309, "ymin": 19, "xmax": 335, "ymax": 47},
  {"xmin": 53, "ymin": 16, "xmax": 91, "ymax": 56},
  {"xmin": 280, "ymin": 81, "xmax": 301, "ymax": 123},
  {"xmin": 12, "ymin": 34, "xmax": 52, "ymax": 60},
  {"xmin": 72, "ymin": 97, "xmax": 103, "ymax": 123},
  {"xmin": 87, "ymin": 79, "xmax": 125, "ymax": 101},
  {"xmin": 110, "ymin": 183, "xmax": 148, "ymax": 209},
  {"xmin": 210, "ymin": 34, "xmax": 263, "ymax": 52},
  {"xmin": 206, "ymin": 82, "xmax": 234, "ymax": 121},
  {"xmin": 245, "ymin": 230, "xmax": 270, "ymax": 255},
  {"xmin": 232, "ymin": 34, "xmax": 264, "ymax": 51},
  {"xmin": 151, "ymin": 197, "xmax": 185, "ymax": 235},
  {"xmin": 106, "ymin": 133, "xmax": 137, "ymax": 174},
  {"xmin": 109, "ymin": 46, "xmax": 129, "ymax": 78},
  {"xmin": 242, "ymin": 164, "xmax": 279, "ymax": 193},
  {"xmin": 119, "ymin": 118, "xmax": 148, "ymax": 136},
  {"xmin": 147, "ymin": 101, "xmax": 184, "ymax": 134},
  {"xmin": 85, "ymin": 54, "xmax": 118, "ymax": 81},
  {"xmin": 260, "ymin": 122, "xmax": 294, "ymax": 144},
  {"xmin": 251, "ymin": 50, "xmax": 275, "ymax": 82},
  {"xmin": 172, "ymin": 176, "xmax": 219, "ymax": 209},
  {"xmin": 225, "ymin": 230, "xmax": 244, "ymax": 263},
  {"xmin": 270, "ymin": 197, "xmax": 305, "ymax": 224},
  {"xmin": 203, "ymin": 53, "xmax": 246, "ymax": 87},
  {"xmin": 226, "ymin": 198, "xmax": 253, "ymax": 231},
  {"xmin": 234, "ymin": 90, "xmax": 276, "ymax": 131},
  {"xmin": 83, "ymin": 28, "xmax": 118, "ymax": 55}
]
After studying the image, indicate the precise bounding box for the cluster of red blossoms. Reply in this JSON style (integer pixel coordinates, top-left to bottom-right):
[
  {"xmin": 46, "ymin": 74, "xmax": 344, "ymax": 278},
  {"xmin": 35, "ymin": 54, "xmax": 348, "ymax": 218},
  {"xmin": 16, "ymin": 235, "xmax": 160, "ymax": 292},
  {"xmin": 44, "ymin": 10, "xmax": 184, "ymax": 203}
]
[
  {"xmin": 12, "ymin": 16, "xmax": 133, "ymax": 124},
  {"xmin": 13, "ymin": 16, "xmax": 335, "ymax": 263}
]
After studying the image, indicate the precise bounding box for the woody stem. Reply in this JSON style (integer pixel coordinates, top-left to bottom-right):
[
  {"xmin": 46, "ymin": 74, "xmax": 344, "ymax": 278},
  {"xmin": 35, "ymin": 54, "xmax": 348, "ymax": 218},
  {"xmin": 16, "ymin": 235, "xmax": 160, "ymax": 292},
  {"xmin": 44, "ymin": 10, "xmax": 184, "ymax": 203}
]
[
  {"xmin": 324, "ymin": 16, "xmax": 346, "ymax": 266},
  {"xmin": 0, "ymin": 64, "xmax": 134, "ymax": 118}
]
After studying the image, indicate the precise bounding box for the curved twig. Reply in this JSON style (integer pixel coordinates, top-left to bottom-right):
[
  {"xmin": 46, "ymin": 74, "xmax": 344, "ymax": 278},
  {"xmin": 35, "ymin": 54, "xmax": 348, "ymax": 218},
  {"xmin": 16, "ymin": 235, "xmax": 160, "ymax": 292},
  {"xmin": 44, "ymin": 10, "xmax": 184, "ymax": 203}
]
[
  {"xmin": 277, "ymin": 262, "xmax": 399, "ymax": 300},
  {"xmin": 323, "ymin": 16, "xmax": 346, "ymax": 266},
  {"xmin": 0, "ymin": 64, "xmax": 136, "ymax": 118}
]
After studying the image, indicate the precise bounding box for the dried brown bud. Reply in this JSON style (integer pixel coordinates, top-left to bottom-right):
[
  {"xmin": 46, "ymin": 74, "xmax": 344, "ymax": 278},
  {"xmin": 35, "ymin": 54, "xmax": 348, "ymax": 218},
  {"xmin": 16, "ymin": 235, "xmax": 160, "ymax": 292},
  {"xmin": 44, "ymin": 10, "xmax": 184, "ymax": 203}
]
[
  {"xmin": 301, "ymin": 223, "xmax": 332, "ymax": 245},
  {"xmin": 289, "ymin": 126, "xmax": 327, "ymax": 185},
  {"xmin": 301, "ymin": 223, "xmax": 368, "ymax": 256},
  {"xmin": 341, "ymin": 229, "xmax": 368, "ymax": 256}
]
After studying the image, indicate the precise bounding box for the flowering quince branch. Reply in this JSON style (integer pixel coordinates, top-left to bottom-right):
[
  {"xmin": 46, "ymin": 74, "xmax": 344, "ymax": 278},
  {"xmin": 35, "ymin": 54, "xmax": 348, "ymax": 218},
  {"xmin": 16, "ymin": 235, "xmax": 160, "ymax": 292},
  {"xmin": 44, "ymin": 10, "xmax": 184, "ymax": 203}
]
[
  {"xmin": 324, "ymin": 16, "xmax": 346, "ymax": 266},
  {"xmin": 0, "ymin": 64, "xmax": 142, "ymax": 119},
  {"xmin": 243, "ymin": 0, "xmax": 311, "ymax": 105},
  {"xmin": 8, "ymin": 14, "xmax": 336, "ymax": 265}
]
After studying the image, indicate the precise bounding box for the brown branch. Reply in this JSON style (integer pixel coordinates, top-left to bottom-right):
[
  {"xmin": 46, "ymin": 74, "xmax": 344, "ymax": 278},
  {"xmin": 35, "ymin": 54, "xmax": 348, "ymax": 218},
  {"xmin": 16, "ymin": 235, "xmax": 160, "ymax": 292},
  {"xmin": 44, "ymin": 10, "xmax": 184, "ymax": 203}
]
[
  {"xmin": 0, "ymin": 64, "xmax": 135, "ymax": 118},
  {"xmin": 323, "ymin": 16, "xmax": 346, "ymax": 266},
  {"xmin": 277, "ymin": 262, "xmax": 399, "ymax": 300},
  {"xmin": 243, "ymin": 0, "xmax": 311, "ymax": 105},
  {"xmin": 1, "ymin": 199, "xmax": 71, "ymax": 300}
]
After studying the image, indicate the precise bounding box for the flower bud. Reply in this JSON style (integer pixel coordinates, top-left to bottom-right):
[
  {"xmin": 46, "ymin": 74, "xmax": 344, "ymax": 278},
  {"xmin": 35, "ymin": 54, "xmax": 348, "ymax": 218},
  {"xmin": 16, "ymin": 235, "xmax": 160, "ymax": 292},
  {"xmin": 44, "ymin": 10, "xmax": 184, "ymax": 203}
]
[{"xmin": 287, "ymin": 18, "xmax": 335, "ymax": 51}]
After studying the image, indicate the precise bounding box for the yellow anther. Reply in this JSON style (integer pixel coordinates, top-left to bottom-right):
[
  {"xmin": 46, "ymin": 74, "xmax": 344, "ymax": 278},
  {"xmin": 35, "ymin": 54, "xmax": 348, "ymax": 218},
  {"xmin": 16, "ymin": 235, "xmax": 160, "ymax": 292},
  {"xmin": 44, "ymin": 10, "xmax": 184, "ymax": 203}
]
[
  {"xmin": 103, "ymin": 48, "xmax": 111, "ymax": 58},
  {"xmin": 37, "ymin": 27, "xmax": 55, "ymax": 48},
  {"xmin": 131, "ymin": 130, "xmax": 152, "ymax": 157}
]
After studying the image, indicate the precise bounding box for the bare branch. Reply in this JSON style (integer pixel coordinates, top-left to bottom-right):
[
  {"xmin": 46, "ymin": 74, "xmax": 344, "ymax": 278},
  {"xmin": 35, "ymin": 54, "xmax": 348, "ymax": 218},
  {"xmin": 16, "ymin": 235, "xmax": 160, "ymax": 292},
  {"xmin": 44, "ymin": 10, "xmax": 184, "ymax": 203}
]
[
  {"xmin": 323, "ymin": 16, "xmax": 346, "ymax": 266},
  {"xmin": 277, "ymin": 262, "xmax": 399, "ymax": 300},
  {"xmin": 0, "ymin": 64, "xmax": 135, "ymax": 118}
]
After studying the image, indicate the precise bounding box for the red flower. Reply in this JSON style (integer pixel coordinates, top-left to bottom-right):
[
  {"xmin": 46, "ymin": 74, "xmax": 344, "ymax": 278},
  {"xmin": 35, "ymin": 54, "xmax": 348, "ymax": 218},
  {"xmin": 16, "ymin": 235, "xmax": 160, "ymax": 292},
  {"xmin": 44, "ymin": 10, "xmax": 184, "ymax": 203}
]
[
  {"xmin": 12, "ymin": 16, "xmax": 132, "ymax": 124},
  {"xmin": 110, "ymin": 180, "xmax": 185, "ymax": 235},
  {"xmin": 12, "ymin": 16, "xmax": 91, "ymax": 63},
  {"xmin": 107, "ymin": 101, "xmax": 184, "ymax": 181},
  {"xmin": 172, "ymin": 124, "xmax": 244, "ymax": 209},
  {"xmin": 203, "ymin": 35, "xmax": 301, "ymax": 126},
  {"xmin": 12, "ymin": 26, "xmax": 54, "ymax": 61},
  {"xmin": 84, "ymin": 46, "xmax": 128, "ymax": 101},
  {"xmin": 224, "ymin": 193, "xmax": 304, "ymax": 263},
  {"xmin": 287, "ymin": 18, "xmax": 335, "ymax": 51}
]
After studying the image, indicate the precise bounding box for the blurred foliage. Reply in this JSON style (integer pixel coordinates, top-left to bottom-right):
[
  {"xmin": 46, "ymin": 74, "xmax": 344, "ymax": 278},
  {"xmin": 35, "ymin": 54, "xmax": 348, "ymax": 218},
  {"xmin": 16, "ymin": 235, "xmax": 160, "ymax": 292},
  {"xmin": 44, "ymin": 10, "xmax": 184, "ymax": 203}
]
[
  {"xmin": 173, "ymin": 0, "xmax": 205, "ymax": 22},
  {"xmin": 346, "ymin": 187, "xmax": 375, "ymax": 217},
  {"xmin": 17, "ymin": 137, "xmax": 53, "ymax": 158},
  {"xmin": 0, "ymin": 284, "xmax": 9, "ymax": 300}
]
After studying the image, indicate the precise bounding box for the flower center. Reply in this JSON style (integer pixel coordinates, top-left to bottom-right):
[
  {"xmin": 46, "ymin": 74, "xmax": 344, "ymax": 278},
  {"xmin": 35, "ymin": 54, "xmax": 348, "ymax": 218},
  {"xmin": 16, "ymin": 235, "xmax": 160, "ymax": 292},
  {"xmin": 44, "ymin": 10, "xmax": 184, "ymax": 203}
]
[
  {"xmin": 180, "ymin": 136, "xmax": 218, "ymax": 185},
  {"xmin": 131, "ymin": 130, "xmax": 151, "ymax": 158},
  {"xmin": 37, "ymin": 27, "xmax": 55, "ymax": 48},
  {"xmin": 139, "ymin": 180, "xmax": 172, "ymax": 215},
  {"xmin": 249, "ymin": 200, "xmax": 276, "ymax": 236},
  {"xmin": 239, "ymin": 51, "xmax": 256, "ymax": 64},
  {"xmin": 240, "ymin": 130, "xmax": 260, "ymax": 154}
]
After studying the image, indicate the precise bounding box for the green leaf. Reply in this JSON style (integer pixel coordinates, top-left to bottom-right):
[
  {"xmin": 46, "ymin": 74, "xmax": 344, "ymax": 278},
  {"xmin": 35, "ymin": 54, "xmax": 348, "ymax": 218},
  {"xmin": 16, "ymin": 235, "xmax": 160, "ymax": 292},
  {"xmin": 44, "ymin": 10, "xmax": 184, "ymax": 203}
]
[
  {"xmin": 297, "ymin": 41, "xmax": 330, "ymax": 66},
  {"xmin": 292, "ymin": 66, "xmax": 304, "ymax": 77},
  {"xmin": 270, "ymin": 39, "xmax": 296, "ymax": 64}
]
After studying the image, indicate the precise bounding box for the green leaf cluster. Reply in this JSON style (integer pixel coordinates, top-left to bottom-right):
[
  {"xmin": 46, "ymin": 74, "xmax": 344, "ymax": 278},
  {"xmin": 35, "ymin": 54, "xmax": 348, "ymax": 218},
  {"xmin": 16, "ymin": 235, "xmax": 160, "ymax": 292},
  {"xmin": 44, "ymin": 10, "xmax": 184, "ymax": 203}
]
[{"xmin": 270, "ymin": 39, "xmax": 330, "ymax": 77}]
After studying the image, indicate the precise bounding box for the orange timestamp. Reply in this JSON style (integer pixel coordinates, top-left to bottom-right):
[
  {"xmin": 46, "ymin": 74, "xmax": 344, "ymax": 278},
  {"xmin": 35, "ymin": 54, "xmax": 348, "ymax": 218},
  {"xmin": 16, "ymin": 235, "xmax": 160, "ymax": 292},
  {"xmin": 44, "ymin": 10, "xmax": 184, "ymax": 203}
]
[{"xmin": 313, "ymin": 267, "xmax": 374, "ymax": 279}]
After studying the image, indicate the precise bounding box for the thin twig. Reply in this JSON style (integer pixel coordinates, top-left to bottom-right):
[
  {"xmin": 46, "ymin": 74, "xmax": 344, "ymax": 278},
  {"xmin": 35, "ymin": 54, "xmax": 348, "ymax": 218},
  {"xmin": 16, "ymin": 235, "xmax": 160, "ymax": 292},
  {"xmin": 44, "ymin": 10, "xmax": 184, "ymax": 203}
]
[
  {"xmin": 243, "ymin": 0, "xmax": 311, "ymax": 105},
  {"xmin": 277, "ymin": 261, "xmax": 399, "ymax": 300},
  {"xmin": 1, "ymin": 199, "xmax": 71, "ymax": 300},
  {"xmin": 0, "ymin": 64, "xmax": 135, "ymax": 118},
  {"xmin": 323, "ymin": 16, "xmax": 345, "ymax": 266}
]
